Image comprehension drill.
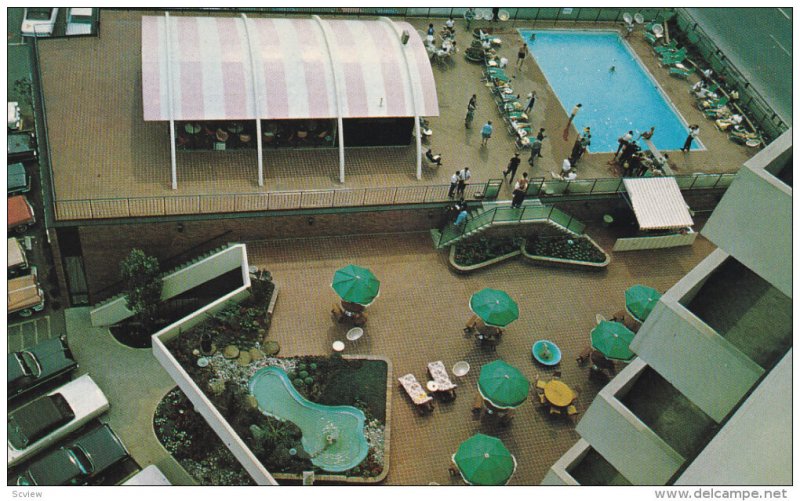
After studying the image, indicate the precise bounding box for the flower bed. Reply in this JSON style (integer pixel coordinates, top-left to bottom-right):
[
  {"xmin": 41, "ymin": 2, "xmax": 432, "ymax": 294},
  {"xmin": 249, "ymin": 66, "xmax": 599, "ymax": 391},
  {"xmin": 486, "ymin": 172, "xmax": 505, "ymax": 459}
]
[
  {"xmin": 449, "ymin": 237, "xmax": 523, "ymax": 272},
  {"xmin": 522, "ymin": 235, "xmax": 610, "ymax": 269}
]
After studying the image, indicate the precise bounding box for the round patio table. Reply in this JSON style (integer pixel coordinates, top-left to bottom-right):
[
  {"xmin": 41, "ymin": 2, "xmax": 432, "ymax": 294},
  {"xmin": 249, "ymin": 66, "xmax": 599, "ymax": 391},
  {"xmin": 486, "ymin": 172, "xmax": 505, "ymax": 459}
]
[{"xmin": 543, "ymin": 380, "xmax": 575, "ymax": 408}]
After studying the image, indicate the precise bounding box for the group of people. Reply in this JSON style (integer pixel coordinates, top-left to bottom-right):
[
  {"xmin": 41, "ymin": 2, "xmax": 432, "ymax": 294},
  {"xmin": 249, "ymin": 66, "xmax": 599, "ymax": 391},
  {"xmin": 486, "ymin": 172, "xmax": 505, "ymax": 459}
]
[{"xmin": 448, "ymin": 167, "xmax": 472, "ymax": 199}]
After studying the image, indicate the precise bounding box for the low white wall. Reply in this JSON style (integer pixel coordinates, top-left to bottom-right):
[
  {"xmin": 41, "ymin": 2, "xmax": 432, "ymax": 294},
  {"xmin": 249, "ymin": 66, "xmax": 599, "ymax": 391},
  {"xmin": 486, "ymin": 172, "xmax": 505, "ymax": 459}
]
[
  {"xmin": 541, "ymin": 438, "xmax": 590, "ymax": 485},
  {"xmin": 612, "ymin": 230, "xmax": 697, "ymax": 251},
  {"xmin": 576, "ymin": 359, "xmax": 685, "ymax": 485},
  {"xmin": 90, "ymin": 244, "xmax": 247, "ymax": 327}
]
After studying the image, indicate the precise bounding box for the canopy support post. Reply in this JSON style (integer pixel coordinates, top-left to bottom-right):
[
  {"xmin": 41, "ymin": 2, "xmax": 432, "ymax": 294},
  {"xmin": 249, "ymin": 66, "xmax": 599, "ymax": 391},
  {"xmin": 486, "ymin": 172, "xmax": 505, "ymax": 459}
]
[
  {"xmin": 241, "ymin": 14, "xmax": 264, "ymax": 188},
  {"xmin": 256, "ymin": 119, "xmax": 264, "ymax": 187},
  {"xmin": 338, "ymin": 117, "xmax": 345, "ymax": 183},
  {"xmin": 414, "ymin": 116, "xmax": 422, "ymax": 180},
  {"xmin": 169, "ymin": 119, "xmax": 177, "ymax": 190}
]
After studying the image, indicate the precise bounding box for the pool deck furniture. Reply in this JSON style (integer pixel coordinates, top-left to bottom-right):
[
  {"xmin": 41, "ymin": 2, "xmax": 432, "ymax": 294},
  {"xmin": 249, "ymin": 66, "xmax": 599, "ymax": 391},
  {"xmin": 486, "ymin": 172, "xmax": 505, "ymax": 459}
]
[
  {"xmin": 611, "ymin": 309, "xmax": 641, "ymax": 333},
  {"xmin": 331, "ymin": 303, "xmax": 367, "ymax": 327},
  {"xmin": 542, "ymin": 380, "xmax": 576, "ymax": 408},
  {"xmin": 427, "ymin": 361, "xmax": 457, "ymax": 400},
  {"xmin": 398, "ymin": 373, "xmax": 434, "ymax": 414},
  {"xmin": 641, "ymin": 139, "xmax": 673, "ymax": 175}
]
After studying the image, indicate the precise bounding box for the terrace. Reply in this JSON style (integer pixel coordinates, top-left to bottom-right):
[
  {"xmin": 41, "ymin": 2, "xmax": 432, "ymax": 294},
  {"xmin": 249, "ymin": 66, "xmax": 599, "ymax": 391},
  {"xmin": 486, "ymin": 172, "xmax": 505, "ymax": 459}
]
[{"xmin": 36, "ymin": 10, "xmax": 756, "ymax": 220}]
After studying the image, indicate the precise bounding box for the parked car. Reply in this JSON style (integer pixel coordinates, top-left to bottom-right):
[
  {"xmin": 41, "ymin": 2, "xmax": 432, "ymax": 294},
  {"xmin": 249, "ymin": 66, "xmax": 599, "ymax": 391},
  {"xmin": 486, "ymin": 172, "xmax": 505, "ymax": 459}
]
[
  {"xmin": 8, "ymin": 375, "xmax": 110, "ymax": 467},
  {"xmin": 8, "ymin": 237, "xmax": 29, "ymax": 277},
  {"xmin": 8, "ymin": 131, "xmax": 37, "ymax": 163},
  {"xmin": 8, "ymin": 267, "xmax": 46, "ymax": 319},
  {"xmin": 122, "ymin": 465, "xmax": 171, "ymax": 486},
  {"xmin": 8, "ymin": 162, "xmax": 31, "ymax": 195},
  {"xmin": 66, "ymin": 8, "xmax": 93, "ymax": 36},
  {"xmin": 21, "ymin": 8, "xmax": 59, "ymax": 37},
  {"xmin": 15, "ymin": 424, "xmax": 130, "ymax": 486},
  {"xmin": 8, "ymin": 101, "xmax": 21, "ymax": 130},
  {"xmin": 8, "ymin": 195, "xmax": 36, "ymax": 234},
  {"xmin": 8, "ymin": 336, "xmax": 77, "ymax": 401}
]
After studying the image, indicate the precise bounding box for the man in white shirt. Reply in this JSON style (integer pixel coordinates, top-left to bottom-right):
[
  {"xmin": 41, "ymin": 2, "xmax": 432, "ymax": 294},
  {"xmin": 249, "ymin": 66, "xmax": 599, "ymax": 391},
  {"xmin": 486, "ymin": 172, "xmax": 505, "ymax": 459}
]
[
  {"xmin": 615, "ymin": 130, "xmax": 633, "ymax": 159},
  {"xmin": 457, "ymin": 167, "xmax": 471, "ymax": 197},
  {"xmin": 448, "ymin": 171, "xmax": 459, "ymax": 198}
]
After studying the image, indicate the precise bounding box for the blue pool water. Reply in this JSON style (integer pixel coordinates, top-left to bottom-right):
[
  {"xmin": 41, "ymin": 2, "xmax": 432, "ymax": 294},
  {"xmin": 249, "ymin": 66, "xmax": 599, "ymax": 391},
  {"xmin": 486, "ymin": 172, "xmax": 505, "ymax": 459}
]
[
  {"xmin": 519, "ymin": 30, "xmax": 701, "ymax": 152},
  {"xmin": 249, "ymin": 367, "xmax": 369, "ymax": 473}
]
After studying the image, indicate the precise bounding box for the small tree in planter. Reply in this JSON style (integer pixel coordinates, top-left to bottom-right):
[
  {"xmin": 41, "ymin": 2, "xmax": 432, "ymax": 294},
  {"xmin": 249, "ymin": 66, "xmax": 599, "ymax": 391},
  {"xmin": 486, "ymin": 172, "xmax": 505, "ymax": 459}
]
[{"xmin": 120, "ymin": 248, "xmax": 163, "ymax": 341}]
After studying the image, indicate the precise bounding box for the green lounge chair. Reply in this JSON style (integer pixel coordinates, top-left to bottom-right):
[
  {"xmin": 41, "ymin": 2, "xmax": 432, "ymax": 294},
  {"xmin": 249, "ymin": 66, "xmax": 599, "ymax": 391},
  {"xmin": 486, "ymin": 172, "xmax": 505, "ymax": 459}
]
[
  {"xmin": 653, "ymin": 40, "xmax": 678, "ymax": 55},
  {"xmin": 669, "ymin": 65, "xmax": 695, "ymax": 79},
  {"xmin": 660, "ymin": 48, "xmax": 687, "ymax": 66},
  {"xmin": 644, "ymin": 31, "xmax": 661, "ymax": 45}
]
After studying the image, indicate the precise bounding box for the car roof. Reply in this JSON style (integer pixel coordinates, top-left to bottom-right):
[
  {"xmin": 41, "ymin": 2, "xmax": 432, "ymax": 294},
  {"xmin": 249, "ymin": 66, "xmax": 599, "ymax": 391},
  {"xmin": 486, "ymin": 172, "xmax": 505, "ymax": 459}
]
[
  {"xmin": 26, "ymin": 448, "xmax": 82, "ymax": 486},
  {"xmin": 7, "ymin": 196, "xmax": 33, "ymax": 226},
  {"xmin": 73, "ymin": 425, "xmax": 128, "ymax": 473}
]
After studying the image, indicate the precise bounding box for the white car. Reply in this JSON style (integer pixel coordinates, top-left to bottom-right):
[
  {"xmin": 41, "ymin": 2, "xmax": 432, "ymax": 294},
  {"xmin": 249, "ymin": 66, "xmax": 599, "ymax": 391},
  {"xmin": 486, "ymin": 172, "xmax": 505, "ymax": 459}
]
[
  {"xmin": 7, "ymin": 374, "xmax": 110, "ymax": 467},
  {"xmin": 8, "ymin": 102, "xmax": 21, "ymax": 130},
  {"xmin": 123, "ymin": 465, "xmax": 172, "ymax": 485},
  {"xmin": 21, "ymin": 8, "xmax": 59, "ymax": 37},
  {"xmin": 66, "ymin": 8, "xmax": 93, "ymax": 36}
]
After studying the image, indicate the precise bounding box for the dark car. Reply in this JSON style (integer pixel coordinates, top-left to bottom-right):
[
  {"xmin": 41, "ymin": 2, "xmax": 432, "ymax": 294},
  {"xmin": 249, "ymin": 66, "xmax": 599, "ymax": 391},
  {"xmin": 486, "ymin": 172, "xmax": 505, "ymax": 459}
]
[
  {"xmin": 8, "ymin": 131, "xmax": 37, "ymax": 163},
  {"xmin": 8, "ymin": 393, "xmax": 76, "ymax": 449},
  {"xmin": 8, "ymin": 337, "xmax": 78, "ymax": 401},
  {"xmin": 16, "ymin": 424, "xmax": 130, "ymax": 486},
  {"xmin": 8, "ymin": 162, "xmax": 31, "ymax": 195}
]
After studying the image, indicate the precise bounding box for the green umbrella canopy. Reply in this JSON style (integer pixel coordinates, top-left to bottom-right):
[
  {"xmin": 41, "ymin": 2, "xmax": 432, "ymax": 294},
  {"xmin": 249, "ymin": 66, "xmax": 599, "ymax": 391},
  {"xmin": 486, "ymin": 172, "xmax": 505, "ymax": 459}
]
[
  {"xmin": 477, "ymin": 359, "xmax": 530, "ymax": 409},
  {"xmin": 469, "ymin": 288, "xmax": 519, "ymax": 327},
  {"xmin": 453, "ymin": 433, "xmax": 517, "ymax": 486},
  {"xmin": 625, "ymin": 285, "xmax": 662, "ymax": 322},
  {"xmin": 591, "ymin": 320, "xmax": 636, "ymax": 362},
  {"xmin": 331, "ymin": 265, "xmax": 381, "ymax": 305}
]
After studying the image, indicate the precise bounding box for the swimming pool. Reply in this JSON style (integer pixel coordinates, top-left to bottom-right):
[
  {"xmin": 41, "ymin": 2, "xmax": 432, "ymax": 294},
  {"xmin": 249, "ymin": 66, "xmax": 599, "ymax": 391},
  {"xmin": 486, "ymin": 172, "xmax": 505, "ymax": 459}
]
[
  {"xmin": 249, "ymin": 366, "xmax": 369, "ymax": 473},
  {"xmin": 519, "ymin": 29, "xmax": 701, "ymax": 152}
]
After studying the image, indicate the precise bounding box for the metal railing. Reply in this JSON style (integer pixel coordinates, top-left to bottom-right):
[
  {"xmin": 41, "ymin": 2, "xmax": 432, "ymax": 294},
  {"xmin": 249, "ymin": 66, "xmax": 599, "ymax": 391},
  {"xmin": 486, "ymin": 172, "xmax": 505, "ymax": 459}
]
[
  {"xmin": 54, "ymin": 172, "xmax": 735, "ymax": 221},
  {"xmin": 435, "ymin": 205, "xmax": 585, "ymax": 248}
]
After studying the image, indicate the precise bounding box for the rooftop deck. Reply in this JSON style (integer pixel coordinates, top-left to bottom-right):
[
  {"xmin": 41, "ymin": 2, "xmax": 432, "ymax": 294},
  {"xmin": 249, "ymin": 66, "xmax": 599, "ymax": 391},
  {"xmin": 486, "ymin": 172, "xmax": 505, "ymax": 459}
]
[{"xmin": 38, "ymin": 10, "xmax": 755, "ymax": 220}]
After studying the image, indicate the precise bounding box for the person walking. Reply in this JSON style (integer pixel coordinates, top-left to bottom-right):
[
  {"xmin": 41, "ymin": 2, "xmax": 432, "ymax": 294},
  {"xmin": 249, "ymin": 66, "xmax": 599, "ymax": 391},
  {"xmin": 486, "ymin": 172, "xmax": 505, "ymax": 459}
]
[
  {"xmin": 536, "ymin": 128, "xmax": 546, "ymax": 142},
  {"xmin": 514, "ymin": 43, "xmax": 527, "ymax": 76},
  {"xmin": 503, "ymin": 152, "xmax": 521, "ymax": 184},
  {"xmin": 615, "ymin": 130, "xmax": 633, "ymax": 159},
  {"xmin": 468, "ymin": 94, "xmax": 477, "ymax": 110},
  {"xmin": 457, "ymin": 167, "xmax": 471, "ymax": 197},
  {"xmin": 511, "ymin": 173, "xmax": 529, "ymax": 208},
  {"xmin": 448, "ymin": 171, "xmax": 459, "ymax": 198},
  {"xmin": 464, "ymin": 8, "xmax": 475, "ymax": 30},
  {"xmin": 480, "ymin": 121, "xmax": 493, "ymax": 147},
  {"xmin": 528, "ymin": 138, "xmax": 542, "ymax": 167},
  {"xmin": 524, "ymin": 91, "xmax": 537, "ymax": 114},
  {"xmin": 681, "ymin": 125, "xmax": 700, "ymax": 152}
]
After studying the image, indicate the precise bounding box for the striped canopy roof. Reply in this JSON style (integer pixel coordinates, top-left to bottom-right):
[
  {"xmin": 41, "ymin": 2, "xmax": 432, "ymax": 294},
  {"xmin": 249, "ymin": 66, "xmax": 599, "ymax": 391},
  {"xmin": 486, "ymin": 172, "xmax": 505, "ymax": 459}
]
[
  {"xmin": 141, "ymin": 15, "xmax": 439, "ymax": 121},
  {"xmin": 624, "ymin": 177, "xmax": 694, "ymax": 231}
]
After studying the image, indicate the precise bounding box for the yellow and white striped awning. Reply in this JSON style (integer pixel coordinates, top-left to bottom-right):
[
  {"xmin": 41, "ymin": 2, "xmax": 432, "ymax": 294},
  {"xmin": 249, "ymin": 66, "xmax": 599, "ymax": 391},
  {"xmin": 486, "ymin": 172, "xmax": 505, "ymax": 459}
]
[{"xmin": 623, "ymin": 177, "xmax": 694, "ymax": 231}]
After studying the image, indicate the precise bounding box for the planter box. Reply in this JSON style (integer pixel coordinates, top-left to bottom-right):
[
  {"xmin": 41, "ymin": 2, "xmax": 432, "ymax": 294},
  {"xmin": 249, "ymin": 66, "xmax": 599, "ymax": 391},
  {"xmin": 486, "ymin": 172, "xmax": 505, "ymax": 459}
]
[
  {"xmin": 521, "ymin": 236, "xmax": 611, "ymax": 270},
  {"xmin": 448, "ymin": 245, "xmax": 521, "ymax": 273}
]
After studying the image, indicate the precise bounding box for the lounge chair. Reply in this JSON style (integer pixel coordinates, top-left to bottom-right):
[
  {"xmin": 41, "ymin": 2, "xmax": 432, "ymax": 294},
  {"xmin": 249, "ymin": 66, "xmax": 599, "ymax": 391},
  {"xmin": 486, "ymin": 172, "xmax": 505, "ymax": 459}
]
[
  {"xmin": 427, "ymin": 361, "xmax": 457, "ymax": 400},
  {"xmin": 644, "ymin": 31, "xmax": 662, "ymax": 45},
  {"xmin": 669, "ymin": 65, "xmax": 695, "ymax": 79},
  {"xmin": 660, "ymin": 48, "xmax": 687, "ymax": 66},
  {"xmin": 399, "ymin": 374, "xmax": 434, "ymax": 414},
  {"xmin": 653, "ymin": 40, "xmax": 678, "ymax": 55}
]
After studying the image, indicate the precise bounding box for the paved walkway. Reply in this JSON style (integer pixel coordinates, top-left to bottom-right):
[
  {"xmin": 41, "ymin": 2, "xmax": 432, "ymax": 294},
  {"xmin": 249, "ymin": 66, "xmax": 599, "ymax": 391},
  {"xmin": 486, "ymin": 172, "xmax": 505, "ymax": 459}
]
[{"xmin": 64, "ymin": 307, "xmax": 196, "ymax": 485}]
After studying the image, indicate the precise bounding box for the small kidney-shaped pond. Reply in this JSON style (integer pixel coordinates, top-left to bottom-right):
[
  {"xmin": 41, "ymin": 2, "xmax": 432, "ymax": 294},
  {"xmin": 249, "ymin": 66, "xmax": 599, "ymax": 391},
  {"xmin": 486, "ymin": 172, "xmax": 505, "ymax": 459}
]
[{"xmin": 248, "ymin": 366, "xmax": 369, "ymax": 473}]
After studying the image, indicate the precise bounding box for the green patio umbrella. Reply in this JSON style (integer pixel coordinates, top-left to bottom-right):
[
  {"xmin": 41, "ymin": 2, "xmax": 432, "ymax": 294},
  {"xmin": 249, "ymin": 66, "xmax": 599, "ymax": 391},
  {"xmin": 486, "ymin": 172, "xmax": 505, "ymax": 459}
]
[
  {"xmin": 477, "ymin": 359, "xmax": 530, "ymax": 409},
  {"xmin": 625, "ymin": 285, "xmax": 662, "ymax": 322},
  {"xmin": 590, "ymin": 320, "xmax": 636, "ymax": 362},
  {"xmin": 331, "ymin": 265, "xmax": 381, "ymax": 306},
  {"xmin": 469, "ymin": 288, "xmax": 519, "ymax": 327},
  {"xmin": 453, "ymin": 433, "xmax": 517, "ymax": 486}
]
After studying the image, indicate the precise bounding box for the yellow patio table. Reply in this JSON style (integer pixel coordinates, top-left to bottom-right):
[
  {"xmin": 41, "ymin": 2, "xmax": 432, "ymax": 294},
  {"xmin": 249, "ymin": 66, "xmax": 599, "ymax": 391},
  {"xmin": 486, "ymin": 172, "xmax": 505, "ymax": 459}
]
[{"xmin": 543, "ymin": 380, "xmax": 575, "ymax": 408}]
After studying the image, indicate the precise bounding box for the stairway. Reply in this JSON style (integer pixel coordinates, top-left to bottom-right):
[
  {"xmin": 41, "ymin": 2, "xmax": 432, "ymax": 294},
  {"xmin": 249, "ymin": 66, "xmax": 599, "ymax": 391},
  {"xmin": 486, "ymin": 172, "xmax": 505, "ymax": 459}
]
[{"xmin": 430, "ymin": 199, "xmax": 585, "ymax": 249}]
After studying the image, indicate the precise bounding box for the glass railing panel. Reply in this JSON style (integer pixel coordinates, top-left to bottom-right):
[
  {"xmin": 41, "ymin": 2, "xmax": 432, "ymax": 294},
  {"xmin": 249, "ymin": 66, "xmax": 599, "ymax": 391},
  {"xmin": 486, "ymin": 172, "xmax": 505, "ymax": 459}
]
[{"xmin": 565, "ymin": 179, "xmax": 595, "ymax": 194}]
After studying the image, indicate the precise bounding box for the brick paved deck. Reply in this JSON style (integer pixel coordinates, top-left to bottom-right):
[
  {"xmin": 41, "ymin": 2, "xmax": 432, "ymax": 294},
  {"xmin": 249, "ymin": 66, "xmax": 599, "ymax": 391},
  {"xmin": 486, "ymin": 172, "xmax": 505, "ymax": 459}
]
[
  {"xmin": 245, "ymin": 226, "xmax": 716, "ymax": 485},
  {"xmin": 38, "ymin": 11, "xmax": 754, "ymax": 218}
]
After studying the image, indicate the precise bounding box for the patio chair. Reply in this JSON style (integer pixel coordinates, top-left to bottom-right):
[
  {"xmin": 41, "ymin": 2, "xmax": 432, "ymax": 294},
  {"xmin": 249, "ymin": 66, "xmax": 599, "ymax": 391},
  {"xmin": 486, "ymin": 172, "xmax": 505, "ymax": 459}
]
[
  {"xmin": 549, "ymin": 406, "xmax": 562, "ymax": 416},
  {"xmin": 644, "ymin": 31, "xmax": 663, "ymax": 45},
  {"xmin": 653, "ymin": 39, "xmax": 678, "ymax": 55},
  {"xmin": 660, "ymin": 48, "xmax": 687, "ymax": 66},
  {"xmin": 427, "ymin": 361, "xmax": 457, "ymax": 394},
  {"xmin": 331, "ymin": 303, "xmax": 367, "ymax": 327},
  {"xmin": 399, "ymin": 374, "xmax": 434, "ymax": 415}
]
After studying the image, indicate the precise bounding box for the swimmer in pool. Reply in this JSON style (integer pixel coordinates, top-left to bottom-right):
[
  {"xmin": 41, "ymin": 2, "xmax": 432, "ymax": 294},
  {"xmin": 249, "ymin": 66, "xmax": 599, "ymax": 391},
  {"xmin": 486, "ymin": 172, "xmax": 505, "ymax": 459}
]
[{"xmin": 609, "ymin": 65, "xmax": 616, "ymax": 73}]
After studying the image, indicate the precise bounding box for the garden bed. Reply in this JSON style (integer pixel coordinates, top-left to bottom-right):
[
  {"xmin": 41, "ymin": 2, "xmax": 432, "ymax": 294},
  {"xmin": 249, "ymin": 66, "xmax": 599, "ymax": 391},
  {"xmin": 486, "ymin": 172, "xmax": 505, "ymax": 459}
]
[
  {"xmin": 521, "ymin": 235, "xmax": 610, "ymax": 270},
  {"xmin": 448, "ymin": 237, "xmax": 523, "ymax": 273}
]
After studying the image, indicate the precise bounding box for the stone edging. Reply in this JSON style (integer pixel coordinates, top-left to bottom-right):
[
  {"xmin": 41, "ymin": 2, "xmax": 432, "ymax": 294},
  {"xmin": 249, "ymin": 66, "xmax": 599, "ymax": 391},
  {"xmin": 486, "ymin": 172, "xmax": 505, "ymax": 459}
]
[
  {"xmin": 447, "ymin": 245, "xmax": 522, "ymax": 273},
  {"xmin": 270, "ymin": 354, "xmax": 392, "ymax": 484},
  {"xmin": 520, "ymin": 235, "xmax": 611, "ymax": 270},
  {"xmin": 266, "ymin": 283, "xmax": 279, "ymax": 315}
]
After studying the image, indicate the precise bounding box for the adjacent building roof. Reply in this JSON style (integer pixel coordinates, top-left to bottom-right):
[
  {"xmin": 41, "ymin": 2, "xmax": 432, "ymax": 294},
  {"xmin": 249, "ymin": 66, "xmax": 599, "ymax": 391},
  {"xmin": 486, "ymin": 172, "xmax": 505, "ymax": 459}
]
[
  {"xmin": 141, "ymin": 15, "xmax": 439, "ymax": 121},
  {"xmin": 623, "ymin": 177, "xmax": 694, "ymax": 230}
]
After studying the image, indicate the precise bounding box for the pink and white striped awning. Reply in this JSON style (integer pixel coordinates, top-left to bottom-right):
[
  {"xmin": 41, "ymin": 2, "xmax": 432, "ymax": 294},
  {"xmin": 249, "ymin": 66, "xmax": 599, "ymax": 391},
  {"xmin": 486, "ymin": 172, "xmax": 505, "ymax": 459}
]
[
  {"xmin": 141, "ymin": 15, "xmax": 439, "ymax": 121},
  {"xmin": 624, "ymin": 177, "xmax": 694, "ymax": 231}
]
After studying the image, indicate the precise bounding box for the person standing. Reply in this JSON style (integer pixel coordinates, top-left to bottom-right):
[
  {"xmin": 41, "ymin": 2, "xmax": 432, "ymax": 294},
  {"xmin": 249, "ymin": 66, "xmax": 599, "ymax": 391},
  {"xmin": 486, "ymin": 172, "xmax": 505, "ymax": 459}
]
[
  {"xmin": 569, "ymin": 137, "xmax": 586, "ymax": 166},
  {"xmin": 528, "ymin": 138, "xmax": 542, "ymax": 167},
  {"xmin": 427, "ymin": 23, "xmax": 435, "ymax": 36},
  {"xmin": 514, "ymin": 43, "xmax": 527, "ymax": 75},
  {"xmin": 681, "ymin": 125, "xmax": 699, "ymax": 152},
  {"xmin": 563, "ymin": 103, "xmax": 582, "ymax": 140},
  {"xmin": 457, "ymin": 167, "xmax": 471, "ymax": 197},
  {"xmin": 524, "ymin": 91, "xmax": 537, "ymax": 114},
  {"xmin": 536, "ymin": 128, "xmax": 546, "ymax": 142},
  {"xmin": 492, "ymin": 7, "xmax": 500, "ymax": 21},
  {"xmin": 615, "ymin": 130, "xmax": 633, "ymax": 159},
  {"xmin": 454, "ymin": 207, "xmax": 469, "ymax": 226},
  {"xmin": 448, "ymin": 171, "xmax": 459, "ymax": 198},
  {"xmin": 561, "ymin": 158, "xmax": 572, "ymax": 178},
  {"xmin": 503, "ymin": 152, "xmax": 521, "ymax": 184},
  {"xmin": 481, "ymin": 121, "xmax": 493, "ymax": 147},
  {"xmin": 511, "ymin": 172, "xmax": 529, "ymax": 208},
  {"xmin": 464, "ymin": 8, "xmax": 475, "ymax": 30},
  {"xmin": 468, "ymin": 94, "xmax": 477, "ymax": 111}
]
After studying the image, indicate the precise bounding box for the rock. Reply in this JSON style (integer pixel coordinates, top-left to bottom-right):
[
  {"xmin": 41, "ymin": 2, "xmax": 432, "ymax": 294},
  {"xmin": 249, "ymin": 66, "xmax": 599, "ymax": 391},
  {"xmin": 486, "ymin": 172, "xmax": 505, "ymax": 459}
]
[
  {"xmin": 192, "ymin": 349, "xmax": 201, "ymax": 356},
  {"xmin": 263, "ymin": 340, "xmax": 280, "ymax": 356},
  {"xmin": 223, "ymin": 345, "xmax": 240, "ymax": 359},
  {"xmin": 249, "ymin": 348, "xmax": 265, "ymax": 361},
  {"xmin": 207, "ymin": 378, "xmax": 226, "ymax": 396},
  {"xmin": 237, "ymin": 351, "xmax": 252, "ymax": 366},
  {"xmin": 245, "ymin": 395, "xmax": 259, "ymax": 410}
]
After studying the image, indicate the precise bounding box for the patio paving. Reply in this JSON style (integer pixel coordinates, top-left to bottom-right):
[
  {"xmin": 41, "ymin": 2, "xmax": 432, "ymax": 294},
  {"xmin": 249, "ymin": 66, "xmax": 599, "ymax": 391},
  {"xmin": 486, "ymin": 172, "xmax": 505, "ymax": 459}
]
[
  {"xmin": 37, "ymin": 11, "xmax": 755, "ymax": 214},
  {"xmin": 243, "ymin": 225, "xmax": 716, "ymax": 485}
]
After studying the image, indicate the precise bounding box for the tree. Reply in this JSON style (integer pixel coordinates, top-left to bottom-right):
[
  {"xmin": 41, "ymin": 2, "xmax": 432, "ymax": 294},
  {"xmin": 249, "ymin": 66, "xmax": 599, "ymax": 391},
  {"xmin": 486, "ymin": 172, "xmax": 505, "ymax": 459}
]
[{"xmin": 120, "ymin": 249, "xmax": 163, "ymax": 337}]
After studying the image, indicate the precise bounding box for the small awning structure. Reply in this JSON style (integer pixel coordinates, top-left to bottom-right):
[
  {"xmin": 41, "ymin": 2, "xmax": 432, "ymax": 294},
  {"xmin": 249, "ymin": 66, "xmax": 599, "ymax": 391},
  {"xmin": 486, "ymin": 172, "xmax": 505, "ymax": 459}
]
[
  {"xmin": 623, "ymin": 177, "xmax": 694, "ymax": 230},
  {"xmin": 141, "ymin": 14, "xmax": 439, "ymax": 188}
]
